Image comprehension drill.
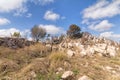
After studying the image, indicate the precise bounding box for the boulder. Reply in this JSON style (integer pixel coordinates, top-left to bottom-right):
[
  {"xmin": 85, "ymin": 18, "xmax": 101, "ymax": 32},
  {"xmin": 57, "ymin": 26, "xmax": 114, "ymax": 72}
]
[
  {"xmin": 78, "ymin": 75, "xmax": 92, "ymax": 80},
  {"xmin": 107, "ymin": 46, "xmax": 116, "ymax": 57},
  {"xmin": 80, "ymin": 49, "xmax": 87, "ymax": 57},
  {"xmin": 67, "ymin": 50, "xmax": 75, "ymax": 57},
  {"xmin": 46, "ymin": 44, "xmax": 52, "ymax": 52},
  {"xmin": 61, "ymin": 71, "xmax": 74, "ymax": 79}
]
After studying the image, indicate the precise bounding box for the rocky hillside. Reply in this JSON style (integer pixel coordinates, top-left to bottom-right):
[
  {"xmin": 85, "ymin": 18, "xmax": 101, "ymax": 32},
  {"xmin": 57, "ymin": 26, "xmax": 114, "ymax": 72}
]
[
  {"xmin": 0, "ymin": 34, "xmax": 120, "ymax": 80},
  {"xmin": 50, "ymin": 32, "xmax": 120, "ymax": 57},
  {"xmin": 0, "ymin": 37, "xmax": 34, "ymax": 49}
]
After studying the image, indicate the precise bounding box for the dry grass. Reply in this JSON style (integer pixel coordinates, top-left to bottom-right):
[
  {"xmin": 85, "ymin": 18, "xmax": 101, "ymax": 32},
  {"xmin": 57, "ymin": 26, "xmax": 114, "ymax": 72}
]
[
  {"xmin": 48, "ymin": 51, "xmax": 68, "ymax": 62},
  {"xmin": 0, "ymin": 45, "xmax": 120, "ymax": 80}
]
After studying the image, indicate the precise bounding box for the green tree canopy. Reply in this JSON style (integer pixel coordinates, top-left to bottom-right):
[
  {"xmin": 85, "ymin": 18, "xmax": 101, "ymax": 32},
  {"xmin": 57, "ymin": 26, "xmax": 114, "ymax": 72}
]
[
  {"xmin": 12, "ymin": 32, "xmax": 21, "ymax": 38},
  {"xmin": 67, "ymin": 24, "xmax": 82, "ymax": 39}
]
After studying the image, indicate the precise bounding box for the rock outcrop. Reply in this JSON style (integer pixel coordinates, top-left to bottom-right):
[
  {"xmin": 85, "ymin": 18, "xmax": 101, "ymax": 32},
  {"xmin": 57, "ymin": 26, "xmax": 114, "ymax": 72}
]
[
  {"xmin": 0, "ymin": 37, "xmax": 34, "ymax": 49},
  {"xmin": 58, "ymin": 32, "xmax": 120, "ymax": 57}
]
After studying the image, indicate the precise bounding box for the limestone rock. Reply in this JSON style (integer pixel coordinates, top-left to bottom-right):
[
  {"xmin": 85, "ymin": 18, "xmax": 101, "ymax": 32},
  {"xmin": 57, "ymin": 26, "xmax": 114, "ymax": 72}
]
[
  {"xmin": 61, "ymin": 71, "xmax": 74, "ymax": 79},
  {"xmin": 67, "ymin": 50, "xmax": 75, "ymax": 57},
  {"xmin": 78, "ymin": 75, "xmax": 92, "ymax": 80}
]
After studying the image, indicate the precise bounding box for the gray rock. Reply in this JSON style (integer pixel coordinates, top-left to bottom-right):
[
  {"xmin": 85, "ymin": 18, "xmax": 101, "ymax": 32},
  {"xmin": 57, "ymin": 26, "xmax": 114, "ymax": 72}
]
[
  {"xmin": 61, "ymin": 71, "xmax": 73, "ymax": 79},
  {"xmin": 78, "ymin": 75, "xmax": 92, "ymax": 80},
  {"xmin": 0, "ymin": 37, "xmax": 34, "ymax": 48}
]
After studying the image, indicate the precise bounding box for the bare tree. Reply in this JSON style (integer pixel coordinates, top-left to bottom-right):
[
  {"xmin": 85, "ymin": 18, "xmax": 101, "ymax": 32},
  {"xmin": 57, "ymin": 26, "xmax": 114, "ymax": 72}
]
[{"xmin": 31, "ymin": 25, "xmax": 46, "ymax": 42}]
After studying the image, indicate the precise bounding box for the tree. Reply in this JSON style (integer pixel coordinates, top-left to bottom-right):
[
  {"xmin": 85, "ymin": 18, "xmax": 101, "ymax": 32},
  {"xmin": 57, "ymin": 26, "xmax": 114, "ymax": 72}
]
[
  {"xmin": 67, "ymin": 24, "xmax": 82, "ymax": 39},
  {"xmin": 31, "ymin": 25, "xmax": 46, "ymax": 42},
  {"xmin": 12, "ymin": 32, "xmax": 21, "ymax": 38}
]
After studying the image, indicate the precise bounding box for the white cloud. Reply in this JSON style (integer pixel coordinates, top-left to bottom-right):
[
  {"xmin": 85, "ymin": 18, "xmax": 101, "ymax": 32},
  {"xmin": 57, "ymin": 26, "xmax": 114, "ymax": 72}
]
[
  {"xmin": 0, "ymin": 28, "xmax": 30, "ymax": 38},
  {"xmin": 83, "ymin": 0, "xmax": 120, "ymax": 19},
  {"xmin": 39, "ymin": 24, "xmax": 64, "ymax": 35},
  {"xmin": 31, "ymin": 0, "xmax": 54, "ymax": 5},
  {"xmin": 0, "ymin": 28, "xmax": 20, "ymax": 37},
  {"xmin": 26, "ymin": 13, "xmax": 32, "ymax": 18},
  {"xmin": 0, "ymin": 18, "xmax": 11, "ymax": 25},
  {"xmin": 44, "ymin": 10, "xmax": 60, "ymax": 21},
  {"xmin": 100, "ymin": 31, "xmax": 120, "ymax": 41},
  {"xmin": 13, "ymin": 6, "xmax": 28, "ymax": 16},
  {"xmin": 0, "ymin": 0, "xmax": 27, "ymax": 13},
  {"xmin": 81, "ymin": 19, "xmax": 90, "ymax": 25},
  {"xmin": 0, "ymin": 0, "xmax": 55, "ymax": 16},
  {"xmin": 89, "ymin": 20, "xmax": 113, "ymax": 32},
  {"xmin": 21, "ymin": 29, "xmax": 30, "ymax": 38}
]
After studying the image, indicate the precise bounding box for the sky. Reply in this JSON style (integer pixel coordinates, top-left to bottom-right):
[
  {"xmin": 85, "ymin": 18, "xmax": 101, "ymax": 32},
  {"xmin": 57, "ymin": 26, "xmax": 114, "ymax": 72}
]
[{"xmin": 0, "ymin": 0, "xmax": 120, "ymax": 41}]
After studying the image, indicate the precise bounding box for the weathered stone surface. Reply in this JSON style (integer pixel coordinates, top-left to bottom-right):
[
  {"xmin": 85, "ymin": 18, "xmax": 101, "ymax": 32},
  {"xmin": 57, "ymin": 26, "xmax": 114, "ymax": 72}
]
[
  {"xmin": 78, "ymin": 75, "xmax": 92, "ymax": 80},
  {"xmin": 0, "ymin": 37, "xmax": 34, "ymax": 49},
  {"xmin": 67, "ymin": 50, "xmax": 75, "ymax": 57},
  {"xmin": 61, "ymin": 71, "xmax": 74, "ymax": 79},
  {"xmin": 57, "ymin": 33, "xmax": 119, "ymax": 57}
]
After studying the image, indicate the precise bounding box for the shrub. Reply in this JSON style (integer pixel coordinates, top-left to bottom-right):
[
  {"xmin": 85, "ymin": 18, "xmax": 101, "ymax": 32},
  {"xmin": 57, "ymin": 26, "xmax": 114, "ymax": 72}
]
[
  {"xmin": 67, "ymin": 24, "xmax": 82, "ymax": 39},
  {"xmin": 12, "ymin": 32, "xmax": 21, "ymax": 38}
]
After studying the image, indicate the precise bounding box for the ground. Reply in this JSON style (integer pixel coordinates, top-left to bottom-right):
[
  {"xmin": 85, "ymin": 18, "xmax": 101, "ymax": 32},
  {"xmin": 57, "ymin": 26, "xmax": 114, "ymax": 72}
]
[{"xmin": 0, "ymin": 43, "xmax": 120, "ymax": 80}]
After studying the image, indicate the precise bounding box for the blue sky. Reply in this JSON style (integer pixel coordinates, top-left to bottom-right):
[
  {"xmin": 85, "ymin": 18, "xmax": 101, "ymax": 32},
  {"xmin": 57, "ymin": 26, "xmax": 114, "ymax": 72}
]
[{"xmin": 0, "ymin": 0, "xmax": 120, "ymax": 41}]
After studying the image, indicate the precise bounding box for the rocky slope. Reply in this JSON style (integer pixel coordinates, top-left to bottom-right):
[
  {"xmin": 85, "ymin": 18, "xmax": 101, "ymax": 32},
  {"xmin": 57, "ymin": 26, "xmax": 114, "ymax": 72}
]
[
  {"xmin": 0, "ymin": 34, "xmax": 120, "ymax": 80},
  {"xmin": 0, "ymin": 37, "xmax": 34, "ymax": 48},
  {"xmin": 57, "ymin": 32, "xmax": 120, "ymax": 57}
]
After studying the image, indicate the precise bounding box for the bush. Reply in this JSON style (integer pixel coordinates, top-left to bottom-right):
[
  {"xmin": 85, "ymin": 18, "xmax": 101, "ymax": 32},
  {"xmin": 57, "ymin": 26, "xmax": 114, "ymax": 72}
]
[
  {"xmin": 12, "ymin": 32, "xmax": 21, "ymax": 38},
  {"xmin": 67, "ymin": 24, "xmax": 82, "ymax": 39}
]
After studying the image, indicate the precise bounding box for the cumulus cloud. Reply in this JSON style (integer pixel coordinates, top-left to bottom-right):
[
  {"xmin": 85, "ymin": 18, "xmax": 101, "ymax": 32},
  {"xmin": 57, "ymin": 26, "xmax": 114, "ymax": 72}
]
[
  {"xmin": 0, "ymin": 28, "xmax": 30, "ymax": 38},
  {"xmin": 31, "ymin": 0, "xmax": 54, "ymax": 5},
  {"xmin": 100, "ymin": 31, "xmax": 120, "ymax": 41},
  {"xmin": 39, "ymin": 24, "xmax": 64, "ymax": 35},
  {"xmin": 44, "ymin": 10, "xmax": 60, "ymax": 21},
  {"xmin": 81, "ymin": 0, "xmax": 119, "ymax": 32},
  {"xmin": 81, "ymin": 19, "xmax": 90, "ymax": 25},
  {"xmin": 89, "ymin": 20, "xmax": 113, "ymax": 32},
  {"xmin": 82, "ymin": 0, "xmax": 120, "ymax": 19},
  {"xmin": 0, "ymin": 28, "xmax": 20, "ymax": 37},
  {"xmin": 21, "ymin": 29, "xmax": 30, "ymax": 38},
  {"xmin": 0, "ymin": 0, "xmax": 27, "ymax": 13},
  {"xmin": 0, "ymin": 0, "xmax": 55, "ymax": 16},
  {"xmin": 0, "ymin": 18, "xmax": 11, "ymax": 25}
]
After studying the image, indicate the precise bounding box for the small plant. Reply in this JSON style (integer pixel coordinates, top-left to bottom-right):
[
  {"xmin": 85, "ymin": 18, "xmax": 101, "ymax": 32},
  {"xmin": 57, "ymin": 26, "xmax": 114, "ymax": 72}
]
[
  {"xmin": 72, "ymin": 69, "xmax": 79, "ymax": 75},
  {"xmin": 56, "ymin": 74, "xmax": 62, "ymax": 80},
  {"xmin": 36, "ymin": 74, "xmax": 45, "ymax": 80},
  {"xmin": 12, "ymin": 32, "xmax": 21, "ymax": 38}
]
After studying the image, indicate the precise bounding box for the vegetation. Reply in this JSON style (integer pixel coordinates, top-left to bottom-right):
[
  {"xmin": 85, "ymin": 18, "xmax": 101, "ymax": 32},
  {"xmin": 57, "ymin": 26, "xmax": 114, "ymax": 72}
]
[
  {"xmin": 31, "ymin": 25, "xmax": 46, "ymax": 42},
  {"xmin": 12, "ymin": 32, "xmax": 21, "ymax": 38},
  {"xmin": 0, "ymin": 44, "xmax": 119, "ymax": 80},
  {"xmin": 0, "ymin": 43, "xmax": 120, "ymax": 80},
  {"xmin": 67, "ymin": 24, "xmax": 82, "ymax": 39},
  {"xmin": 0, "ymin": 24, "xmax": 120, "ymax": 80}
]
